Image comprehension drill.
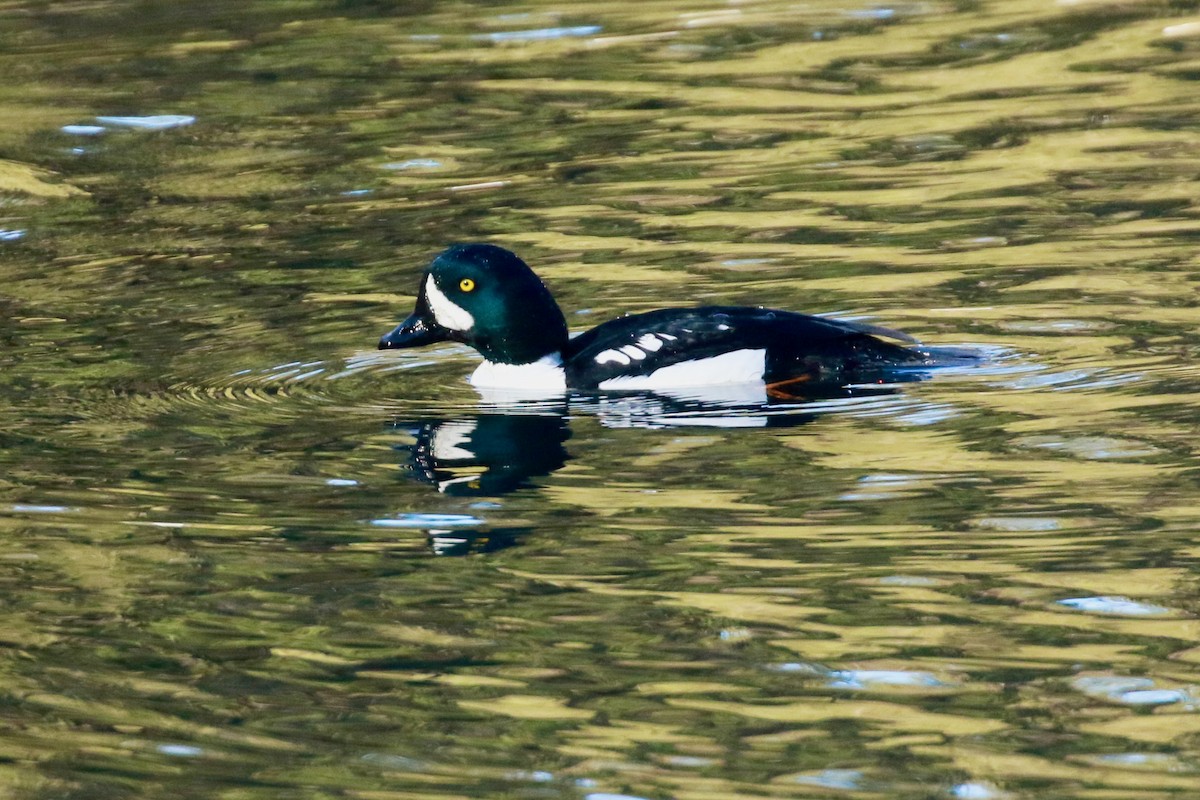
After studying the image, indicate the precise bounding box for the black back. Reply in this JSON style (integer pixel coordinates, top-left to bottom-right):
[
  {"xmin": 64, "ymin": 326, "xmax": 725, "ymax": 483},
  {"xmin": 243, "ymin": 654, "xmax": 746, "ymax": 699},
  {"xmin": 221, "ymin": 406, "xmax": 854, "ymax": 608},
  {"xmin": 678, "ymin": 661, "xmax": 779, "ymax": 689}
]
[{"xmin": 564, "ymin": 306, "xmax": 925, "ymax": 388}]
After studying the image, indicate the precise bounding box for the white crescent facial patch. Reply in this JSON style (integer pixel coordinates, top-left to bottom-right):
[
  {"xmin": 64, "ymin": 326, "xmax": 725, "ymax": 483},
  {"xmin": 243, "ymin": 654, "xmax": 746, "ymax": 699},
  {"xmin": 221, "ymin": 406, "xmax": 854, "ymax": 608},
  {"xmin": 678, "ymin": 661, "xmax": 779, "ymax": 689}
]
[{"xmin": 425, "ymin": 275, "xmax": 475, "ymax": 331}]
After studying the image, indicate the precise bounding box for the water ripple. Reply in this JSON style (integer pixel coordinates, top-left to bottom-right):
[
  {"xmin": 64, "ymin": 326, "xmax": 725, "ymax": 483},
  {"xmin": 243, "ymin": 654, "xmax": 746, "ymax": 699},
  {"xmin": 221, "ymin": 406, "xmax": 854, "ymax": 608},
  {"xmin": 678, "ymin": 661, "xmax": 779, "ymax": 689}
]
[
  {"xmin": 1057, "ymin": 596, "xmax": 1173, "ymax": 617},
  {"xmin": 1072, "ymin": 675, "xmax": 1197, "ymax": 708}
]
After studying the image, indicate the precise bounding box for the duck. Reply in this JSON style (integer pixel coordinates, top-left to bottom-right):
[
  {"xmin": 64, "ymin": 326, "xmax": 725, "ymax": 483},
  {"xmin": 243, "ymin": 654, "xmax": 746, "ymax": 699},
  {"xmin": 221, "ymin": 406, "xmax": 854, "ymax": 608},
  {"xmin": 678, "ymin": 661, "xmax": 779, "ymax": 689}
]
[{"xmin": 377, "ymin": 244, "xmax": 929, "ymax": 396}]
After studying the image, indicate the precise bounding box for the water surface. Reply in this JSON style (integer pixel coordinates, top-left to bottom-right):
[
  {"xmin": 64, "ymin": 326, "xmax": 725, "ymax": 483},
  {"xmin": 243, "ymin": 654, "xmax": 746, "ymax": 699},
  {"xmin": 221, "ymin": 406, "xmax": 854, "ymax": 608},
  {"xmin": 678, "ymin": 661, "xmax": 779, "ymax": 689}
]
[{"xmin": 3, "ymin": 0, "xmax": 1200, "ymax": 797}]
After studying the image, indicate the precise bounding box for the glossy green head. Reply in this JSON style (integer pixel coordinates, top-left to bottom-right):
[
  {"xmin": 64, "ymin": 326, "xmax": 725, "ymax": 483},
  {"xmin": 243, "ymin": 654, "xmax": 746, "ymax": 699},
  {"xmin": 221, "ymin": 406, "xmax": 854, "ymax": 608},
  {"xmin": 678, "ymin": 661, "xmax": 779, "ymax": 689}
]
[{"xmin": 378, "ymin": 244, "xmax": 569, "ymax": 365}]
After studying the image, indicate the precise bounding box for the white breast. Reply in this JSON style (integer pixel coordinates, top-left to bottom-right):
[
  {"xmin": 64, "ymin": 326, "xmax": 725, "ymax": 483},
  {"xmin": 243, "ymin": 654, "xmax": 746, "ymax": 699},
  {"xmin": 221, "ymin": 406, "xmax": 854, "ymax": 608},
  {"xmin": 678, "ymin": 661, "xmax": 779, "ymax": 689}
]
[
  {"xmin": 469, "ymin": 352, "xmax": 567, "ymax": 392},
  {"xmin": 597, "ymin": 348, "xmax": 766, "ymax": 390}
]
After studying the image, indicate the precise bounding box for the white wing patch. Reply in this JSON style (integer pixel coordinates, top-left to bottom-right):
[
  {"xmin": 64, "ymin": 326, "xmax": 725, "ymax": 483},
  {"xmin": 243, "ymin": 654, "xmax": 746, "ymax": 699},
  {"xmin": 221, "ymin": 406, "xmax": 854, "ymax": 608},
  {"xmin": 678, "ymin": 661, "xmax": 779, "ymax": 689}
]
[
  {"xmin": 424, "ymin": 275, "xmax": 474, "ymax": 331},
  {"xmin": 636, "ymin": 334, "xmax": 664, "ymax": 352},
  {"xmin": 595, "ymin": 348, "xmax": 631, "ymax": 366},
  {"xmin": 598, "ymin": 348, "xmax": 766, "ymax": 390},
  {"xmin": 595, "ymin": 332, "xmax": 677, "ymax": 366}
]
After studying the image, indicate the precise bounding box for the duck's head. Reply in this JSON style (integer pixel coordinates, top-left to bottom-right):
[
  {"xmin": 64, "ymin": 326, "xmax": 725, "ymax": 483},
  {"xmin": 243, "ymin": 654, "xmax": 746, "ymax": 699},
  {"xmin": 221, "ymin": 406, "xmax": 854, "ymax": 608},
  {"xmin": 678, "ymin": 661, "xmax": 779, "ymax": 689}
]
[{"xmin": 378, "ymin": 244, "xmax": 569, "ymax": 365}]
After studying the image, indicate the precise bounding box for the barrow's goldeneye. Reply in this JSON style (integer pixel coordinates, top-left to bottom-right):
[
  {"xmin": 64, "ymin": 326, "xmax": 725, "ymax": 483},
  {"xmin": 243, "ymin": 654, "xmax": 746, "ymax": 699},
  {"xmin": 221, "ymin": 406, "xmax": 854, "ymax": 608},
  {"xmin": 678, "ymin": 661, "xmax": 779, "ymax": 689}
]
[{"xmin": 377, "ymin": 244, "xmax": 928, "ymax": 395}]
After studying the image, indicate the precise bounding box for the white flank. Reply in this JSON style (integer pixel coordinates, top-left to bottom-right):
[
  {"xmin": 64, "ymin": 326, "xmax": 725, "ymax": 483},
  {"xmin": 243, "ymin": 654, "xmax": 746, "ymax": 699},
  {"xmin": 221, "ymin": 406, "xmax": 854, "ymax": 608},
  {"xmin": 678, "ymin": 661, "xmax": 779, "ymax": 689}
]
[
  {"xmin": 595, "ymin": 348, "xmax": 631, "ymax": 366},
  {"xmin": 429, "ymin": 421, "xmax": 477, "ymax": 461},
  {"xmin": 598, "ymin": 348, "xmax": 766, "ymax": 390},
  {"xmin": 425, "ymin": 275, "xmax": 475, "ymax": 331},
  {"xmin": 470, "ymin": 352, "xmax": 566, "ymax": 391}
]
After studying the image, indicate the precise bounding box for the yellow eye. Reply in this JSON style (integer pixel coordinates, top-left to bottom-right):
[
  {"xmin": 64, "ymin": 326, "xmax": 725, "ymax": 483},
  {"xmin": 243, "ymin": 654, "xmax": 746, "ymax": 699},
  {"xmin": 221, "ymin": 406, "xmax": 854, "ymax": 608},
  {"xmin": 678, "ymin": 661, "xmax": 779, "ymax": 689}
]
[{"xmin": 459, "ymin": 278, "xmax": 475, "ymax": 292}]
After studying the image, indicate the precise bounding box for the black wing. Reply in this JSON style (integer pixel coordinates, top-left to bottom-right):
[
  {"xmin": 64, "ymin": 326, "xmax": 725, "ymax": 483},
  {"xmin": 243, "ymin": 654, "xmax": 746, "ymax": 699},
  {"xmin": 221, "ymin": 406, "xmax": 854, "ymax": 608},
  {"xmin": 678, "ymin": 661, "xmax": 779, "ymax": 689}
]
[{"xmin": 564, "ymin": 306, "xmax": 923, "ymax": 388}]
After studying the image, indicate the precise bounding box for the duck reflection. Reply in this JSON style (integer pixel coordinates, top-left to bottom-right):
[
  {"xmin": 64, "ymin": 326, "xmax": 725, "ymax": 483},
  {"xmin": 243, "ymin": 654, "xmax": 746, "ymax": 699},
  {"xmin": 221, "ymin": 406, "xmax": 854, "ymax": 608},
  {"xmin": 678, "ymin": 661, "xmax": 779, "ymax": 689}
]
[
  {"xmin": 401, "ymin": 412, "xmax": 571, "ymax": 496},
  {"xmin": 425, "ymin": 527, "xmax": 527, "ymax": 557},
  {"xmin": 395, "ymin": 381, "xmax": 918, "ymax": 497},
  {"xmin": 389, "ymin": 380, "xmax": 942, "ymax": 555}
]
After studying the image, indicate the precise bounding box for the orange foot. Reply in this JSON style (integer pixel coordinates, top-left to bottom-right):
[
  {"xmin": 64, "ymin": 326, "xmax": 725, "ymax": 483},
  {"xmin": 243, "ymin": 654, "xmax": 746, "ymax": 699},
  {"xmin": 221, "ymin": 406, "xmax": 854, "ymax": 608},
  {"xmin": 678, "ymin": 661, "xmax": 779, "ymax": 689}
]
[{"xmin": 765, "ymin": 374, "xmax": 812, "ymax": 399}]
